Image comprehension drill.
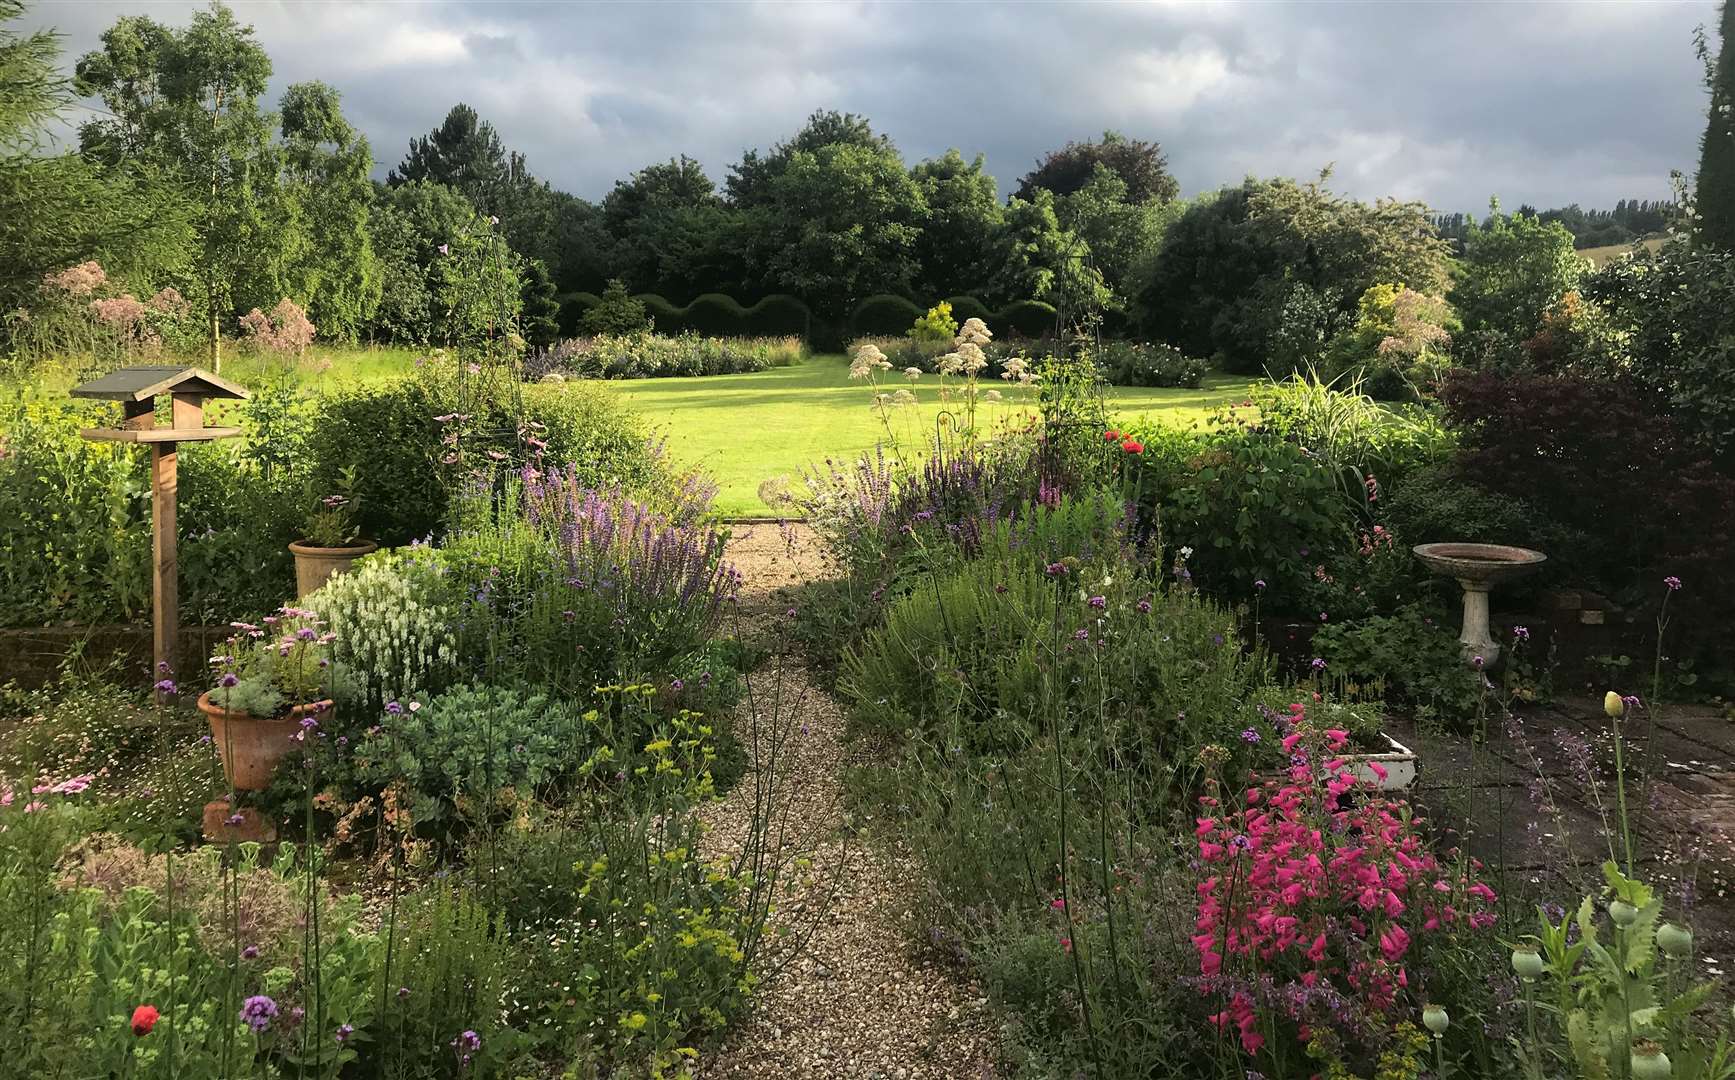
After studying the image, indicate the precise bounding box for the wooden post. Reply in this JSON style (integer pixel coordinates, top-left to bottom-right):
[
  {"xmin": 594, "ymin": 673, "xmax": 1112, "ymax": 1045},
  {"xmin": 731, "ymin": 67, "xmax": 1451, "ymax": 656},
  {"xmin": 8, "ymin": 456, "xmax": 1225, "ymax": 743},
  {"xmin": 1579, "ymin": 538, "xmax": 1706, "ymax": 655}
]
[{"xmin": 151, "ymin": 440, "xmax": 178, "ymax": 678}]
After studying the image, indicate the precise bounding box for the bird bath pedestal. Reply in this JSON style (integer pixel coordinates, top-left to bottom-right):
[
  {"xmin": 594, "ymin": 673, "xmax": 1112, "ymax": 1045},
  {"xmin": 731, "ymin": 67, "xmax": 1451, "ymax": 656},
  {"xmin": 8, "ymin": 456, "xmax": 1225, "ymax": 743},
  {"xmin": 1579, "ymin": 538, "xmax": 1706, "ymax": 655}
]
[{"xmin": 1413, "ymin": 543, "xmax": 1547, "ymax": 668}]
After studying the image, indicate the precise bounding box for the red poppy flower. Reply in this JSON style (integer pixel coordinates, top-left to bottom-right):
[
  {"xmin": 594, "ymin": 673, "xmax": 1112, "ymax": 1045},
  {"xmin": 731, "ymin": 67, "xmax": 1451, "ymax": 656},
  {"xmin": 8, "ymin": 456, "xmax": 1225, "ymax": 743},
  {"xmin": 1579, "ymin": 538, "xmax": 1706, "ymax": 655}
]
[
  {"xmin": 131, "ymin": 1004, "xmax": 159, "ymax": 1036},
  {"xmin": 1103, "ymin": 430, "xmax": 1120, "ymax": 441},
  {"xmin": 1121, "ymin": 439, "xmax": 1144, "ymax": 454}
]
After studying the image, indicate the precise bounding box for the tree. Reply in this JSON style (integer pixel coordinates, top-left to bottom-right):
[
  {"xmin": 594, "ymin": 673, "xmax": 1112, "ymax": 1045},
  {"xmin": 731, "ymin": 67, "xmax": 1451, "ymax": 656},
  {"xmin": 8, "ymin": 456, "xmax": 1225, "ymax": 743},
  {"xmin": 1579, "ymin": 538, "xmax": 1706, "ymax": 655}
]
[
  {"xmin": 1135, "ymin": 175, "xmax": 1452, "ymax": 374},
  {"xmin": 726, "ymin": 109, "xmax": 890, "ymax": 208},
  {"xmin": 76, "ymin": 1, "xmax": 278, "ymax": 368},
  {"xmin": 735, "ymin": 125, "xmax": 925, "ymax": 319},
  {"xmin": 582, "ymin": 278, "xmax": 649, "ymax": 335},
  {"xmin": 1016, "ymin": 130, "xmax": 1179, "ymax": 205},
  {"xmin": 601, "ymin": 156, "xmax": 741, "ymax": 299},
  {"xmin": 989, "ymin": 188, "xmax": 1110, "ymax": 314},
  {"xmin": 366, "ymin": 179, "xmax": 476, "ymax": 343},
  {"xmin": 0, "ymin": 1, "xmax": 190, "ymax": 317},
  {"xmin": 909, "ymin": 150, "xmax": 1003, "ymax": 300},
  {"xmin": 389, "ymin": 103, "xmax": 509, "ymax": 207},
  {"xmin": 1697, "ymin": 1, "xmax": 1735, "ymax": 249},
  {"xmin": 1055, "ymin": 164, "xmax": 1184, "ymax": 311},
  {"xmin": 520, "ymin": 259, "xmax": 560, "ymax": 347},
  {"xmin": 274, "ymin": 81, "xmax": 379, "ymax": 341},
  {"xmin": 1450, "ymin": 199, "xmax": 1584, "ymax": 340}
]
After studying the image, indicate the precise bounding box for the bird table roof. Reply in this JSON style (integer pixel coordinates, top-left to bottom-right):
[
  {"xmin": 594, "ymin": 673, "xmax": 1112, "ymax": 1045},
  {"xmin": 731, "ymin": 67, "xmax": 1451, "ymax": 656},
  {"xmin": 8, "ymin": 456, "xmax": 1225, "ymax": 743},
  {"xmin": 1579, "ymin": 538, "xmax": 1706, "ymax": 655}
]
[{"xmin": 69, "ymin": 366, "xmax": 249, "ymax": 403}]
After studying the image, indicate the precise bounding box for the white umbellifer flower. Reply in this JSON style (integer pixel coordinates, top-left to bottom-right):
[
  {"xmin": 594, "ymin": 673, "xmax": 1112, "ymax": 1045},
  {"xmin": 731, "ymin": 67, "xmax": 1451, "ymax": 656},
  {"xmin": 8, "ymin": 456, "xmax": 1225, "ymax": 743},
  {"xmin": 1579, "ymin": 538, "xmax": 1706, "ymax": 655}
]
[
  {"xmin": 983, "ymin": 389, "xmax": 1003, "ymax": 402},
  {"xmin": 936, "ymin": 352, "xmax": 962, "ymax": 376},
  {"xmin": 904, "ymin": 366, "xmax": 922, "ymax": 380},
  {"xmin": 953, "ymin": 341, "xmax": 988, "ymax": 374},
  {"xmin": 1000, "ymin": 357, "xmax": 1026, "ymax": 379},
  {"xmin": 850, "ymin": 342, "xmax": 888, "ymax": 380},
  {"xmin": 957, "ymin": 317, "xmax": 992, "ymax": 347},
  {"xmin": 891, "ymin": 388, "xmax": 916, "ymax": 406},
  {"xmin": 1179, "ymin": 546, "xmax": 1194, "ymax": 559}
]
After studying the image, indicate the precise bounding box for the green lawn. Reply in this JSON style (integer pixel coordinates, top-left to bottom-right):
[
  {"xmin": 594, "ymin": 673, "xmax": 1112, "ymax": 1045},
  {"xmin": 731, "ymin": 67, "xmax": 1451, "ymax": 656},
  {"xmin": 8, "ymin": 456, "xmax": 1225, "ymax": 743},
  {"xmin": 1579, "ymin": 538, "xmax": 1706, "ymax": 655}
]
[{"xmin": 610, "ymin": 354, "xmax": 1251, "ymax": 516}]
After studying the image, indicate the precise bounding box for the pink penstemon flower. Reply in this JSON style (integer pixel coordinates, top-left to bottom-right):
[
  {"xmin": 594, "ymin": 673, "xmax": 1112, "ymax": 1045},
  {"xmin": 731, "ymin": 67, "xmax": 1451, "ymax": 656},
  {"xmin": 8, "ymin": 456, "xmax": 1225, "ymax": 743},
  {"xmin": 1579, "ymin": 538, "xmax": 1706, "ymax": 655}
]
[{"xmin": 1191, "ymin": 704, "xmax": 1497, "ymax": 1057}]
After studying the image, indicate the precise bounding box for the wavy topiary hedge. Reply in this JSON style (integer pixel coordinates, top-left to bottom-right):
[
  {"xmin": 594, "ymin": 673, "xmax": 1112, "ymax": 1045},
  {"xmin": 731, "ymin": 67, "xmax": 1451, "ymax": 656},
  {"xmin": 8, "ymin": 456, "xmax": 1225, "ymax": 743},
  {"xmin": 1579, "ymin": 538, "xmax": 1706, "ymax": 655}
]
[
  {"xmin": 558, "ymin": 290, "xmax": 1059, "ymax": 345},
  {"xmin": 558, "ymin": 291, "xmax": 812, "ymax": 339}
]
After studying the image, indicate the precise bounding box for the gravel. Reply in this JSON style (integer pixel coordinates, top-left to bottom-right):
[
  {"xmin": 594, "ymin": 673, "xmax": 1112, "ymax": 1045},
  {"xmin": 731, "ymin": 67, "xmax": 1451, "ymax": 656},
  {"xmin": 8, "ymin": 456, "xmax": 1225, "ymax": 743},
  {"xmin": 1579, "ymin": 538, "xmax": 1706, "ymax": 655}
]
[{"xmin": 696, "ymin": 523, "xmax": 999, "ymax": 1079}]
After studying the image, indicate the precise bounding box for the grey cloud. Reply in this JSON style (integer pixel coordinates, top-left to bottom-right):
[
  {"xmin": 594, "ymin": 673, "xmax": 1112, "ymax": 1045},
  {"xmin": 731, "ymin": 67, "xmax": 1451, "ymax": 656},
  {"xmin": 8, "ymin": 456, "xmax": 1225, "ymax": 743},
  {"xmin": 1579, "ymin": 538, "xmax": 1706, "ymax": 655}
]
[{"xmin": 25, "ymin": 0, "xmax": 1716, "ymax": 210}]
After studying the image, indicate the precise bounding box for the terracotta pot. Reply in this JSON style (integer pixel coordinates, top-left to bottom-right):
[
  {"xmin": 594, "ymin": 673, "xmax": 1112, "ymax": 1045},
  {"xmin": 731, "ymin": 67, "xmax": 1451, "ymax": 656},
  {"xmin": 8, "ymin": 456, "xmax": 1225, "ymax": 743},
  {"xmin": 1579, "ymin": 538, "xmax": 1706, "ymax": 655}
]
[
  {"xmin": 197, "ymin": 691, "xmax": 332, "ymax": 790},
  {"xmin": 288, "ymin": 539, "xmax": 377, "ymax": 597}
]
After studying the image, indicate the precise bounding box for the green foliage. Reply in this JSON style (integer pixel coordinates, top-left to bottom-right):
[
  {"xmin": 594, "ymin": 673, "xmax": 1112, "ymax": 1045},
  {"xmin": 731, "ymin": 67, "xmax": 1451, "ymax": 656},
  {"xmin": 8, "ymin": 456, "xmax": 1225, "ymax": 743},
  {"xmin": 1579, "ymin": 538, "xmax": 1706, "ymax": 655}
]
[
  {"xmin": 1137, "ymin": 175, "xmax": 1453, "ymax": 375},
  {"xmin": 1584, "ymin": 240, "xmax": 1735, "ymax": 460},
  {"xmin": 1311, "ymin": 602, "xmax": 1483, "ymax": 724},
  {"xmin": 908, "ymin": 300, "xmax": 959, "ymax": 343},
  {"xmin": 533, "ymin": 332, "xmax": 804, "ymax": 379},
  {"xmin": 736, "ymin": 116, "xmax": 925, "ymax": 320},
  {"xmin": 581, "ymin": 277, "xmax": 652, "ymax": 335},
  {"xmin": 998, "ymin": 298, "xmax": 1059, "ymax": 337},
  {"xmin": 1016, "ymin": 130, "xmax": 1179, "ymax": 205},
  {"xmin": 1323, "ymin": 283, "xmax": 1458, "ymax": 400},
  {"xmin": 518, "ymin": 259, "xmax": 560, "ymax": 348},
  {"xmin": 1450, "ymin": 200, "xmax": 1584, "ymax": 341},
  {"xmin": 352, "ymin": 681, "xmax": 581, "ymax": 830},
  {"xmin": 1697, "ymin": 1, "xmax": 1735, "ymax": 250},
  {"xmin": 308, "ymin": 359, "xmax": 666, "ymax": 545},
  {"xmin": 366, "ymin": 179, "xmax": 476, "ymax": 344},
  {"xmin": 430, "ymin": 213, "xmax": 523, "ymax": 351},
  {"xmin": 1094, "ymin": 339, "xmax": 1206, "ymax": 388},
  {"xmin": 850, "ymin": 293, "xmax": 924, "ymax": 337},
  {"xmin": 910, "ymin": 149, "xmax": 1004, "ymax": 299},
  {"xmin": 274, "ymin": 81, "xmax": 379, "ymax": 344},
  {"xmin": 75, "ymin": 1, "xmax": 280, "ymax": 366},
  {"xmin": 991, "ymin": 187, "xmax": 1111, "ymax": 313}
]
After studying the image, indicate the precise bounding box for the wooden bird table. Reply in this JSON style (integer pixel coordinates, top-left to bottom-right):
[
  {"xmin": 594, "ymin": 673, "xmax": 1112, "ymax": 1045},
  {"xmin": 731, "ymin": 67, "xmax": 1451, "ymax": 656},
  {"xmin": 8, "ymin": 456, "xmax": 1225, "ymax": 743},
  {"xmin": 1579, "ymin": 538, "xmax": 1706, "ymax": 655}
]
[{"xmin": 70, "ymin": 366, "xmax": 249, "ymax": 678}]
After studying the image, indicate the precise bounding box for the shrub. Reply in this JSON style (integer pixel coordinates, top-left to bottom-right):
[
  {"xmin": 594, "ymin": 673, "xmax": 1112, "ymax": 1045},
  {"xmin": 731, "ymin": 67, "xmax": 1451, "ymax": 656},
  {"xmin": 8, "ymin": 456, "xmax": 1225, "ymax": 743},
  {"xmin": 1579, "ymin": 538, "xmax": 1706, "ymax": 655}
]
[
  {"xmin": 581, "ymin": 278, "xmax": 652, "ymax": 335},
  {"xmin": 555, "ymin": 290, "xmax": 600, "ymax": 336},
  {"xmin": 850, "ymin": 293, "xmax": 924, "ymax": 337},
  {"xmin": 1311, "ymin": 602, "xmax": 1485, "ymax": 724},
  {"xmin": 996, "ymin": 298, "xmax": 1058, "ymax": 338},
  {"xmin": 442, "ymin": 471, "xmax": 735, "ymax": 693},
  {"xmin": 1450, "ymin": 201, "xmax": 1583, "ymax": 340},
  {"xmin": 309, "ymin": 360, "xmax": 667, "ymax": 545},
  {"xmin": 681, "ymin": 292, "xmax": 749, "ymax": 335},
  {"xmin": 1094, "ymin": 340, "xmax": 1206, "ymax": 387},
  {"xmin": 739, "ymin": 293, "xmax": 812, "ymax": 337},
  {"xmin": 842, "ymin": 525, "xmax": 1267, "ymax": 765},
  {"xmin": 528, "ymin": 333, "xmax": 804, "ymax": 380},
  {"xmin": 1438, "ymin": 370, "xmax": 1735, "ymax": 613},
  {"xmin": 941, "ymin": 294, "xmax": 994, "ymax": 326},
  {"xmin": 908, "ymin": 300, "xmax": 959, "ymax": 343},
  {"xmin": 1322, "ymin": 283, "xmax": 1457, "ymax": 400}
]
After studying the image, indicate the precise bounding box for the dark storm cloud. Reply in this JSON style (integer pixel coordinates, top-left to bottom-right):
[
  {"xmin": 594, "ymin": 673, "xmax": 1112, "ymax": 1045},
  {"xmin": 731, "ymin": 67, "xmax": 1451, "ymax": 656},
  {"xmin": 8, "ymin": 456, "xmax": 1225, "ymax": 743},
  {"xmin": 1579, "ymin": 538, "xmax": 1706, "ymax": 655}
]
[{"xmin": 27, "ymin": 0, "xmax": 1715, "ymax": 210}]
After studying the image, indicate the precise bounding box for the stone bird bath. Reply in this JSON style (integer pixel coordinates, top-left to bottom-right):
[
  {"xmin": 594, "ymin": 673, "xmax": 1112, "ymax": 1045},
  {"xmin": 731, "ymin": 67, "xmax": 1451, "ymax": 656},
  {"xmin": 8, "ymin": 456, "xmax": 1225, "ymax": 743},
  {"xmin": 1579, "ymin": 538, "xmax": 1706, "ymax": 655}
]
[{"xmin": 1413, "ymin": 543, "xmax": 1547, "ymax": 668}]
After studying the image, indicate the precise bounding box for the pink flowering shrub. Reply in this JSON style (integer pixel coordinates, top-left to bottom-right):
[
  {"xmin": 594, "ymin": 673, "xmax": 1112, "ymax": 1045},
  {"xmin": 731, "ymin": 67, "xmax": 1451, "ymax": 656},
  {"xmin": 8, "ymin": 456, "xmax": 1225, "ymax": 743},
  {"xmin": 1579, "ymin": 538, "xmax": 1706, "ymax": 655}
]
[
  {"xmin": 1192, "ymin": 704, "xmax": 1497, "ymax": 1063},
  {"xmin": 239, "ymin": 297, "xmax": 317, "ymax": 356},
  {"xmin": 43, "ymin": 261, "xmax": 107, "ymax": 297}
]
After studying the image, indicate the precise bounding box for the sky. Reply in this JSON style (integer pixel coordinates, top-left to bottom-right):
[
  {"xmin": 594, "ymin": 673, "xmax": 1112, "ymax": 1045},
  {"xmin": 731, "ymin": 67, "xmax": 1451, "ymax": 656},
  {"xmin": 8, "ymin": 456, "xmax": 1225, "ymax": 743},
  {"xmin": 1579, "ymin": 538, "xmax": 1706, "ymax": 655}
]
[{"xmin": 25, "ymin": 0, "xmax": 1719, "ymax": 214}]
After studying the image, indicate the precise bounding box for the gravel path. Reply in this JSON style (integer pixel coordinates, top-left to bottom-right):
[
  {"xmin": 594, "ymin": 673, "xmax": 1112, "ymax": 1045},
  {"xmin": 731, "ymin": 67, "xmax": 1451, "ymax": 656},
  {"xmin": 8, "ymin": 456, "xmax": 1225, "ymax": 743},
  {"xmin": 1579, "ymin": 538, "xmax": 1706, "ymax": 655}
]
[{"xmin": 697, "ymin": 523, "xmax": 999, "ymax": 1080}]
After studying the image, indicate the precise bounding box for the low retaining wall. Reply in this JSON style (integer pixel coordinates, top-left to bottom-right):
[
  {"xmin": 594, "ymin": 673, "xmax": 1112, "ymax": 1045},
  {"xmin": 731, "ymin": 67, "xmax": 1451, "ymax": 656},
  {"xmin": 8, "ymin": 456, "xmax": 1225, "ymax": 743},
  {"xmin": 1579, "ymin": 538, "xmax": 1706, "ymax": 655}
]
[{"xmin": 0, "ymin": 625, "xmax": 231, "ymax": 688}]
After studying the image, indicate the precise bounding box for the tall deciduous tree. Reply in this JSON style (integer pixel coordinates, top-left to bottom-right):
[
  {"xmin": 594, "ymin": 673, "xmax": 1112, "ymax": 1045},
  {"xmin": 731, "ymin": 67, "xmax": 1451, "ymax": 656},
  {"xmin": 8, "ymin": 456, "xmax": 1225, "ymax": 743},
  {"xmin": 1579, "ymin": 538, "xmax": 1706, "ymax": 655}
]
[
  {"xmin": 76, "ymin": 0, "xmax": 277, "ymax": 368},
  {"xmin": 990, "ymin": 188, "xmax": 1109, "ymax": 313},
  {"xmin": 1017, "ymin": 130, "xmax": 1179, "ymax": 205},
  {"xmin": 1451, "ymin": 199, "xmax": 1584, "ymax": 340},
  {"xmin": 1697, "ymin": 0, "xmax": 1735, "ymax": 249},
  {"xmin": 734, "ymin": 115, "xmax": 925, "ymax": 319},
  {"xmin": 909, "ymin": 150, "xmax": 1003, "ymax": 300},
  {"xmin": 726, "ymin": 109, "xmax": 889, "ymax": 208},
  {"xmin": 602, "ymin": 156, "xmax": 741, "ymax": 299},
  {"xmin": 275, "ymin": 81, "xmax": 379, "ymax": 341}
]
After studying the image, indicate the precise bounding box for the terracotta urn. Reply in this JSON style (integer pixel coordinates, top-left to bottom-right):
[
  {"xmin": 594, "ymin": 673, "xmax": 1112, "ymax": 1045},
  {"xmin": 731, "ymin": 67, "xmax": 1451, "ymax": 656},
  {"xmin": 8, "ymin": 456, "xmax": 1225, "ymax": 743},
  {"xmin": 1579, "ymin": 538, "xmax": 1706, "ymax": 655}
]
[
  {"xmin": 288, "ymin": 539, "xmax": 377, "ymax": 597},
  {"xmin": 196, "ymin": 691, "xmax": 332, "ymax": 790}
]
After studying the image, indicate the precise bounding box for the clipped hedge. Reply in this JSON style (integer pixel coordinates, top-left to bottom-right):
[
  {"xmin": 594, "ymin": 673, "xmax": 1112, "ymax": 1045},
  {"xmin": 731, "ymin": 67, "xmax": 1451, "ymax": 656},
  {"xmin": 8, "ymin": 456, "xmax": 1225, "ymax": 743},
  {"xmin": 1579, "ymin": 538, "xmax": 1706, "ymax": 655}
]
[
  {"xmin": 556, "ymin": 291, "xmax": 812, "ymax": 339},
  {"xmin": 850, "ymin": 295, "xmax": 925, "ymax": 338},
  {"xmin": 997, "ymin": 299, "xmax": 1059, "ymax": 338},
  {"xmin": 942, "ymin": 295, "xmax": 994, "ymax": 326}
]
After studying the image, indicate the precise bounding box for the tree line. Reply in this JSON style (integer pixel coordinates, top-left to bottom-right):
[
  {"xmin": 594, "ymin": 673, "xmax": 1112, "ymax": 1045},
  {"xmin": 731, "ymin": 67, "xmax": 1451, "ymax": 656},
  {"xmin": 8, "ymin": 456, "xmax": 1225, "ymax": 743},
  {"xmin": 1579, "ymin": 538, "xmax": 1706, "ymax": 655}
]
[{"xmin": 1, "ymin": 0, "xmax": 1729, "ymax": 357}]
